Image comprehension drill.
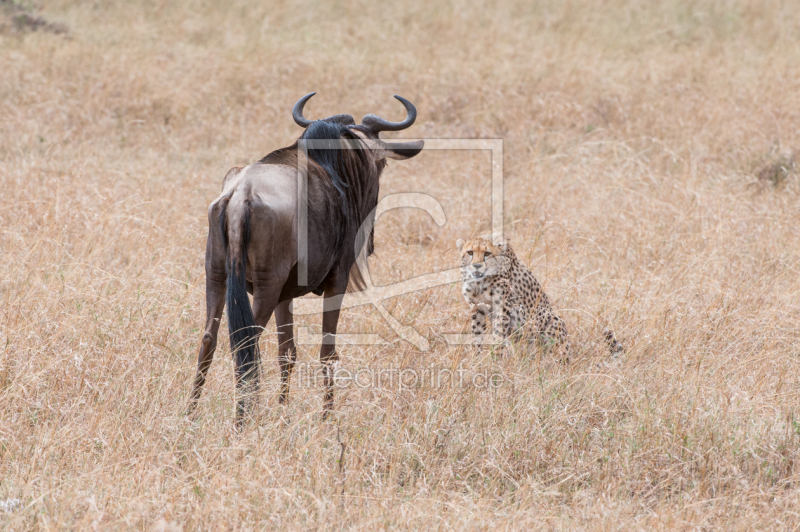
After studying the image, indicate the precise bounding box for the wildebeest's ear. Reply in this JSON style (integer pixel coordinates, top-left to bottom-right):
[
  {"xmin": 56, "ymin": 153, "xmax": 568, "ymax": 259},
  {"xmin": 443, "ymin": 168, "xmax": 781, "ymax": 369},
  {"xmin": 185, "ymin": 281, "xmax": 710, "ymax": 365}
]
[
  {"xmin": 456, "ymin": 239, "xmax": 465, "ymax": 251},
  {"xmin": 385, "ymin": 140, "xmax": 424, "ymax": 160}
]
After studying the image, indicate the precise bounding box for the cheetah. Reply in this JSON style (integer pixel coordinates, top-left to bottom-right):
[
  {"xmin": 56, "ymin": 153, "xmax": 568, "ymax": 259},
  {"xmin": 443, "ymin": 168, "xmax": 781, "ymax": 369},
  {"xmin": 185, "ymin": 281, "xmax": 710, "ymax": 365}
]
[{"xmin": 456, "ymin": 236, "xmax": 623, "ymax": 360}]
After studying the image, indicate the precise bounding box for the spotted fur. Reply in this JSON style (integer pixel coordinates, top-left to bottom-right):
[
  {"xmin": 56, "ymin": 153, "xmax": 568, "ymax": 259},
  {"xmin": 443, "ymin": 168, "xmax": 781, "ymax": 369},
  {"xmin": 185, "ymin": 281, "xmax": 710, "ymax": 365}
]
[{"xmin": 457, "ymin": 237, "xmax": 623, "ymax": 360}]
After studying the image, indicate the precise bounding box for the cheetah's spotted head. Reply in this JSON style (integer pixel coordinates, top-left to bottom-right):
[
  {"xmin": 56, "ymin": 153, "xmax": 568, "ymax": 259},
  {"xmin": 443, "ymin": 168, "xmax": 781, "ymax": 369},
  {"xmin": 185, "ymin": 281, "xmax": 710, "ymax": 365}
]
[{"xmin": 456, "ymin": 236, "xmax": 508, "ymax": 281}]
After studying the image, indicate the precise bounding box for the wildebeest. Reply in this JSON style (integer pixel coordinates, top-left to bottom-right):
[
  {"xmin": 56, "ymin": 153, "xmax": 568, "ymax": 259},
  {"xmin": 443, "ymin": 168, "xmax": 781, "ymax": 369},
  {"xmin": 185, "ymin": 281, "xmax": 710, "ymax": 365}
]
[{"xmin": 187, "ymin": 93, "xmax": 424, "ymax": 424}]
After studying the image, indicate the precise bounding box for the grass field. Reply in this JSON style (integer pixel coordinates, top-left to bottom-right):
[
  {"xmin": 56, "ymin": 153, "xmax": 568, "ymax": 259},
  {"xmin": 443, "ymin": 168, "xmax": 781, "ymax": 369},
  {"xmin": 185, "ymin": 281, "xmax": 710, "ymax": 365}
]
[{"xmin": 2, "ymin": 0, "xmax": 800, "ymax": 529}]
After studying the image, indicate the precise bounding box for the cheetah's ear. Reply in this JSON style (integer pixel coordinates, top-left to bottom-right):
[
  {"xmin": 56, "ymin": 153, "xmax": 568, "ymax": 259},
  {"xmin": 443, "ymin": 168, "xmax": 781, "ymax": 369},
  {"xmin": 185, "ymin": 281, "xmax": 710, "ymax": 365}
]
[
  {"xmin": 456, "ymin": 239, "xmax": 465, "ymax": 251},
  {"xmin": 497, "ymin": 241, "xmax": 509, "ymax": 254}
]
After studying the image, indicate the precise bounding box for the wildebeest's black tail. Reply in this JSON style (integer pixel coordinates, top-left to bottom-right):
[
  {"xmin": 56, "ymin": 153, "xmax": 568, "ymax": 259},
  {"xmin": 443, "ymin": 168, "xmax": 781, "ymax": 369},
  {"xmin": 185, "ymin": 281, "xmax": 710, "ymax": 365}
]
[{"xmin": 219, "ymin": 200, "xmax": 259, "ymax": 420}]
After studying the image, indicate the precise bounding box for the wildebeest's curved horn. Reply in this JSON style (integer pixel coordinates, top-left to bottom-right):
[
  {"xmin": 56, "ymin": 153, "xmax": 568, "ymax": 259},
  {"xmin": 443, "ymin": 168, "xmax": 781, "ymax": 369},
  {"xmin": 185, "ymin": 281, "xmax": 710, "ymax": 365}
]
[
  {"xmin": 361, "ymin": 95, "xmax": 417, "ymax": 133},
  {"xmin": 292, "ymin": 92, "xmax": 316, "ymax": 128}
]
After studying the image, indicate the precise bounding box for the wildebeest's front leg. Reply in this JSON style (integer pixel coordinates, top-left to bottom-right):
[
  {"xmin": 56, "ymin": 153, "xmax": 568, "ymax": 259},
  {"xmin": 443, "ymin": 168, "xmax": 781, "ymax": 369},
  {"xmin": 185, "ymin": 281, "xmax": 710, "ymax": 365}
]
[
  {"xmin": 275, "ymin": 299, "xmax": 297, "ymax": 404},
  {"xmin": 320, "ymin": 279, "xmax": 348, "ymax": 418}
]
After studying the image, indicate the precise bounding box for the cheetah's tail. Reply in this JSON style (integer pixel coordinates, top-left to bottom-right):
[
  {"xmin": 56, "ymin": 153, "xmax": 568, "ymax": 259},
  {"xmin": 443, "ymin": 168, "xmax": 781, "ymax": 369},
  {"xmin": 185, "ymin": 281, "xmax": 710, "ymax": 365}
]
[{"xmin": 603, "ymin": 329, "xmax": 624, "ymax": 357}]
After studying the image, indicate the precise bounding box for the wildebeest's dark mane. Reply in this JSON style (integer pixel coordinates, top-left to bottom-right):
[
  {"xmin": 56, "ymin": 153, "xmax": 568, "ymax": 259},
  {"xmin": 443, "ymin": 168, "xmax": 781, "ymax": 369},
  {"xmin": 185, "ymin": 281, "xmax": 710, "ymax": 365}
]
[
  {"xmin": 303, "ymin": 121, "xmax": 379, "ymax": 292},
  {"xmin": 301, "ymin": 121, "xmax": 368, "ymax": 207}
]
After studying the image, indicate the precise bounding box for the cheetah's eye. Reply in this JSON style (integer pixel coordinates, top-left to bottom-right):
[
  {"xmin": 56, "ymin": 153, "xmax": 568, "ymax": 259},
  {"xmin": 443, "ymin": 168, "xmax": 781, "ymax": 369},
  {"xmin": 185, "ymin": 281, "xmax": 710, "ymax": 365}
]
[
  {"xmin": 484, "ymin": 251, "xmax": 491, "ymax": 259},
  {"xmin": 466, "ymin": 250, "xmax": 473, "ymax": 256}
]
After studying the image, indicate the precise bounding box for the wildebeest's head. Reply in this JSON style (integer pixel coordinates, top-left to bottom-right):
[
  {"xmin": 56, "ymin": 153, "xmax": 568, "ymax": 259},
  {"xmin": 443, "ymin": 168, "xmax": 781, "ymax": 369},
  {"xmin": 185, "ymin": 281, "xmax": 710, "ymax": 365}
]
[{"xmin": 292, "ymin": 92, "xmax": 424, "ymax": 162}]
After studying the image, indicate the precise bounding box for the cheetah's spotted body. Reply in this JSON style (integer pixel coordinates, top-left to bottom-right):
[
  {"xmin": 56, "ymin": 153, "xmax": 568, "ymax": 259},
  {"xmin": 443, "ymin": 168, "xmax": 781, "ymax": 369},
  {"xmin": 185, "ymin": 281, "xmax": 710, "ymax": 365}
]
[{"xmin": 457, "ymin": 237, "xmax": 623, "ymax": 360}]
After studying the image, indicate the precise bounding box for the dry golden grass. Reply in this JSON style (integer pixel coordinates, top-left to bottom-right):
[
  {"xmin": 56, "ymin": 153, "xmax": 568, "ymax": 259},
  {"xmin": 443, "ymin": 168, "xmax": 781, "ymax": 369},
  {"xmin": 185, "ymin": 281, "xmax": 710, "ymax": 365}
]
[{"xmin": 2, "ymin": 0, "xmax": 800, "ymax": 529}]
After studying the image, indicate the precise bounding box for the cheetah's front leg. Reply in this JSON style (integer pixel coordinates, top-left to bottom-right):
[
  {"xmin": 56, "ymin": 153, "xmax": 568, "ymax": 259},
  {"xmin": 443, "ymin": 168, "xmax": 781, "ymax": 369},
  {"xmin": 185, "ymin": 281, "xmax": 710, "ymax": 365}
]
[
  {"xmin": 489, "ymin": 280, "xmax": 513, "ymax": 355},
  {"xmin": 471, "ymin": 303, "xmax": 490, "ymax": 348}
]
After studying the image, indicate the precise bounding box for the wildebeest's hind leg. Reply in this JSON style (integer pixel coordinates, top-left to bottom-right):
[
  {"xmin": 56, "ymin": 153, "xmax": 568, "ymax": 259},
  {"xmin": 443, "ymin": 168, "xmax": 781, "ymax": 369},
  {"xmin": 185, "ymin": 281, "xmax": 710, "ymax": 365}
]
[
  {"xmin": 275, "ymin": 300, "xmax": 297, "ymax": 405},
  {"xmin": 186, "ymin": 272, "xmax": 227, "ymax": 415},
  {"xmin": 229, "ymin": 284, "xmax": 280, "ymax": 423}
]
